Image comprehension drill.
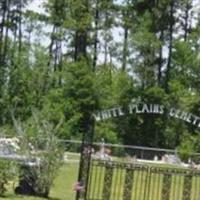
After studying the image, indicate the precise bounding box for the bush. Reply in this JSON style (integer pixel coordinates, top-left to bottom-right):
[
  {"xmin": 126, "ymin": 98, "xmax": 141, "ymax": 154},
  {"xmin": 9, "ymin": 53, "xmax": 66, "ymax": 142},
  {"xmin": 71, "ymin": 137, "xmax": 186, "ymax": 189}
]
[
  {"xmin": 13, "ymin": 111, "xmax": 64, "ymax": 197},
  {"xmin": 177, "ymin": 133, "xmax": 195, "ymax": 162},
  {"xmin": 26, "ymin": 140, "xmax": 63, "ymax": 197},
  {"xmin": 0, "ymin": 159, "xmax": 18, "ymax": 196}
]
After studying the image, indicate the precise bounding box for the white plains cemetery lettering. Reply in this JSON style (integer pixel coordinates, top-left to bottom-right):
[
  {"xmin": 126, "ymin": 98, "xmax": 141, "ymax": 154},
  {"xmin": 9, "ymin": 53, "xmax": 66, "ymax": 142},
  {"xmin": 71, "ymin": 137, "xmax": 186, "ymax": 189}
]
[{"xmin": 93, "ymin": 102, "xmax": 200, "ymax": 128}]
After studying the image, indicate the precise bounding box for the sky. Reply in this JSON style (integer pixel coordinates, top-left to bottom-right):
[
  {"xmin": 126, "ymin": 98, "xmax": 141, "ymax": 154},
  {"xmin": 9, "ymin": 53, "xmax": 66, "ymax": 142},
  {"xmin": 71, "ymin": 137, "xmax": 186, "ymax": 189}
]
[{"xmin": 28, "ymin": 0, "xmax": 45, "ymax": 14}]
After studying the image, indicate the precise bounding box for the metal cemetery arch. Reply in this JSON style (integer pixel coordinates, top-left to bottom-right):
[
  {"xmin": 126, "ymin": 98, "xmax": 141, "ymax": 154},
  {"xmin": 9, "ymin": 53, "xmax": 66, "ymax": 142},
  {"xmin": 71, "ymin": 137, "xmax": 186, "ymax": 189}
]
[
  {"xmin": 93, "ymin": 100, "xmax": 200, "ymax": 127},
  {"xmin": 75, "ymin": 99, "xmax": 200, "ymax": 200}
]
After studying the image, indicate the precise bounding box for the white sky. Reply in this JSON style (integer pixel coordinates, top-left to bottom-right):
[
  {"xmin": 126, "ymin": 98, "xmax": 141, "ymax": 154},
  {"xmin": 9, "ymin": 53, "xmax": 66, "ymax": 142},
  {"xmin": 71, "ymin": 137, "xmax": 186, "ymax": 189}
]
[{"xmin": 28, "ymin": 0, "xmax": 45, "ymax": 14}]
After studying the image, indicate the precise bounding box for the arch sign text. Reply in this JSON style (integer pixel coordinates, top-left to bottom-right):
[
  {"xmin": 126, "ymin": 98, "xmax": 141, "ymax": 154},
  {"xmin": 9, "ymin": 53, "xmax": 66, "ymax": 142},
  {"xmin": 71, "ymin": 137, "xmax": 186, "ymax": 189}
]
[{"xmin": 94, "ymin": 99, "xmax": 200, "ymax": 128}]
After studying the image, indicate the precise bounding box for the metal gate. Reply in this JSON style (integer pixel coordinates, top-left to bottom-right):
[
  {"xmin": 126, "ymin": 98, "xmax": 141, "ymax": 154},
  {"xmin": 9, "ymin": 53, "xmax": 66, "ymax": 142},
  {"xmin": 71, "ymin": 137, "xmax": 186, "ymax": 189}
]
[{"xmin": 86, "ymin": 159, "xmax": 200, "ymax": 200}]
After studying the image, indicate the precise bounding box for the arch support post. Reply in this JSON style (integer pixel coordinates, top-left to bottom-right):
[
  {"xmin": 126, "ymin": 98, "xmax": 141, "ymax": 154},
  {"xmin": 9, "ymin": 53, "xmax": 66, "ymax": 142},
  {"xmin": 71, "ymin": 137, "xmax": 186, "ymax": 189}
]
[{"xmin": 75, "ymin": 117, "xmax": 95, "ymax": 200}]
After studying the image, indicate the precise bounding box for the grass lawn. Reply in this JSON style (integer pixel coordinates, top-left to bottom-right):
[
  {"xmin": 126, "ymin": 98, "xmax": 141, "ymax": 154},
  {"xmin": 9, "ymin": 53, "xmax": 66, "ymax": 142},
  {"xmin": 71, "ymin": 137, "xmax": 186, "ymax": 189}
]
[{"xmin": 0, "ymin": 162, "xmax": 79, "ymax": 200}]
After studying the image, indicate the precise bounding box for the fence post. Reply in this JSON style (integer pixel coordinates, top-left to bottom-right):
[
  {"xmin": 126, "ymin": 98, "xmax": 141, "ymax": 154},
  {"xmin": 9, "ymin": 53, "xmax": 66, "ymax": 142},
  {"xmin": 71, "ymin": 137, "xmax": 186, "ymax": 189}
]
[
  {"xmin": 183, "ymin": 174, "xmax": 192, "ymax": 200},
  {"xmin": 162, "ymin": 172, "xmax": 172, "ymax": 200},
  {"xmin": 103, "ymin": 163, "xmax": 113, "ymax": 200},
  {"xmin": 75, "ymin": 116, "xmax": 95, "ymax": 200},
  {"xmin": 123, "ymin": 166, "xmax": 134, "ymax": 200}
]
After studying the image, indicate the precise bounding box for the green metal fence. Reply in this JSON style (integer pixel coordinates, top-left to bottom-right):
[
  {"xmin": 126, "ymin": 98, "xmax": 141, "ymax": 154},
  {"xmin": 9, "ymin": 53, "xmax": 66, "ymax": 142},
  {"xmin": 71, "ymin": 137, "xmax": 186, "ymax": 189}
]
[{"xmin": 86, "ymin": 159, "xmax": 200, "ymax": 200}]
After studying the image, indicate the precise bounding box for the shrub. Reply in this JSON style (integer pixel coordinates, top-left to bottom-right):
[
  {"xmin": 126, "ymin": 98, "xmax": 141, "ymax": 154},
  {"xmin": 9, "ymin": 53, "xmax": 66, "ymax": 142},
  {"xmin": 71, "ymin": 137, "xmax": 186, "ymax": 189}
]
[
  {"xmin": 13, "ymin": 111, "xmax": 64, "ymax": 197},
  {"xmin": 0, "ymin": 159, "xmax": 18, "ymax": 196}
]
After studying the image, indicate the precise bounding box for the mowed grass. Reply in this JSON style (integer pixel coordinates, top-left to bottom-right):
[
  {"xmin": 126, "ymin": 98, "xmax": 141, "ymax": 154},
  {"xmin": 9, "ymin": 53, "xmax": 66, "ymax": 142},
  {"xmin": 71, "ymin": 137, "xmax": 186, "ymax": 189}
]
[{"xmin": 0, "ymin": 162, "xmax": 79, "ymax": 200}]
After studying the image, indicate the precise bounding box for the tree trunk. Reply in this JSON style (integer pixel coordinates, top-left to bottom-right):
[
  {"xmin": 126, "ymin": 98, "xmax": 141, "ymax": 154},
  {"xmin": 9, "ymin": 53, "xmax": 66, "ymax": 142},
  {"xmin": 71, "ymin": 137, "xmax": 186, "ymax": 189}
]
[
  {"xmin": 165, "ymin": 0, "xmax": 174, "ymax": 93},
  {"xmin": 92, "ymin": 0, "xmax": 99, "ymax": 71},
  {"xmin": 0, "ymin": 0, "xmax": 7, "ymax": 60},
  {"xmin": 74, "ymin": 30, "xmax": 88, "ymax": 61},
  {"xmin": 103, "ymin": 10, "xmax": 109, "ymax": 66},
  {"xmin": 74, "ymin": 0, "xmax": 89, "ymax": 62},
  {"xmin": 122, "ymin": 26, "xmax": 128, "ymax": 71},
  {"xmin": 183, "ymin": 2, "xmax": 190, "ymax": 42},
  {"xmin": 2, "ymin": 0, "xmax": 10, "ymax": 65},
  {"xmin": 18, "ymin": 2, "xmax": 22, "ymax": 57},
  {"xmin": 158, "ymin": 29, "xmax": 164, "ymax": 85},
  {"xmin": 48, "ymin": 25, "xmax": 56, "ymax": 67}
]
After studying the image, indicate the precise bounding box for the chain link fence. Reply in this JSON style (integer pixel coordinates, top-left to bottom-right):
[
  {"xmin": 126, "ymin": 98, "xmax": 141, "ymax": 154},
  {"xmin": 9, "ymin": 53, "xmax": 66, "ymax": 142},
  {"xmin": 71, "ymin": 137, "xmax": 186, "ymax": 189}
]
[{"xmin": 61, "ymin": 139, "xmax": 200, "ymax": 169}]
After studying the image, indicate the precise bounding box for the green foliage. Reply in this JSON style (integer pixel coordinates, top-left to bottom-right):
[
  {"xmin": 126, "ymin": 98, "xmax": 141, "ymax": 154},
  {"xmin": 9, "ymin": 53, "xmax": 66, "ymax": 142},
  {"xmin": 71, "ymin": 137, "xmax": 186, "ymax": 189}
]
[
  {"xmin": 95, "ymin": 121, "xmax": 118, "ymax": 143},
  {"xmin": 0, "ymin": 0, "xmax": 200, "ymax": 155},
  {"xmin": 38, "ymin": 61, "xmax": 98, "ymax": 139},
  {"xmin": 142, "ymin": 87, "xmax": 168, "ymax": 104},
  {"xmin": 63, "ymin": 61, "xmax": 98, "ymax": 135},
  {"xmin": 177, "ymin": 133, "xmax": 196, "ymax": 161},
  {"xmin": 0, "ymin": 159, "xmax": 17, "ymax": 196},
  {"xmin": 13, "ymin": 111, "xmax": 64, "ymax": 197}
]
